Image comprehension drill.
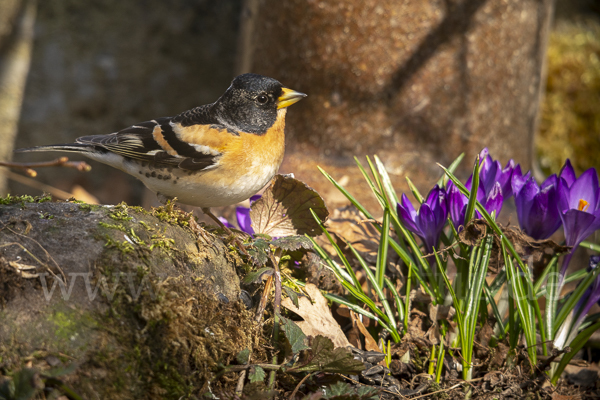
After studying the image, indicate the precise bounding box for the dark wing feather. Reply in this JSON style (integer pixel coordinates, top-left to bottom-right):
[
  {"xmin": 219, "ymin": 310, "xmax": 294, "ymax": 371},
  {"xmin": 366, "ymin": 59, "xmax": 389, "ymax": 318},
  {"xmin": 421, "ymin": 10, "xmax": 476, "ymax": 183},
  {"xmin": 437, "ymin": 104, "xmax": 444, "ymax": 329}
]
[{"xmin": 76, "ymin": 118, "xmax": 221, "ymax": 171}]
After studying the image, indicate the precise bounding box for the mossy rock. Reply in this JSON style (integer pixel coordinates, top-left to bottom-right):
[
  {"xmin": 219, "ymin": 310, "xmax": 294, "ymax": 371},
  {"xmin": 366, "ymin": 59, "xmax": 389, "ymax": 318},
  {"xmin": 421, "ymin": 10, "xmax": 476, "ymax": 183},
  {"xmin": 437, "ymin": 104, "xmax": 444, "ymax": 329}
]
[{"xmin": 0, "ymin": 199, "xmax": 254, "ymax": 399}]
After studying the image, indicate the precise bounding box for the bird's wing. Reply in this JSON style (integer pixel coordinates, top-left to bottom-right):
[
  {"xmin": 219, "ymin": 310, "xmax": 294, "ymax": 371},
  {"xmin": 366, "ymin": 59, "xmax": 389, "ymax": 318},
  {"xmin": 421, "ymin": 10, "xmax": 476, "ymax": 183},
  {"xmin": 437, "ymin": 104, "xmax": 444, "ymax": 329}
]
[{"xmin": 75, "ymin": 115, "xmax": 235, "ymax": 172}]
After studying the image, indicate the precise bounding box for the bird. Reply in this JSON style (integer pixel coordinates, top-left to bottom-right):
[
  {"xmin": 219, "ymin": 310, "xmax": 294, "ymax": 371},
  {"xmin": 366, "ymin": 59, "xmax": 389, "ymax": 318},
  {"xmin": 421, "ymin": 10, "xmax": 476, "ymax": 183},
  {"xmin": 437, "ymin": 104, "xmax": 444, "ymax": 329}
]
[{"xmin": 16, "ymin": 73, "xmax": 306, "ymax": 229}]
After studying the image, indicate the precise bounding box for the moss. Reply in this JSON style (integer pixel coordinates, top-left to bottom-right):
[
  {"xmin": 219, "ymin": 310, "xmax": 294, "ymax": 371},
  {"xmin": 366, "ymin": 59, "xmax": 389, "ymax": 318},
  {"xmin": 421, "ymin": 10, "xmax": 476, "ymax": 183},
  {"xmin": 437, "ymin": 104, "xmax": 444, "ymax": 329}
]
[
  {"xmin": 537, "ymin": 19, "xmax": 600, "ymax": 174},
  {"xmin": 107, "ymin": 203, "xmax": 134, "ymax": 221},
  {"xmin": 103, "ymin": 235, "xmax": 135, "ymax": 253},
  {"xmin": 79, "ymin": 265, "xmax": 254, "ymax": 398},
  {"xmin": 78, "ymin": 203, "xmax": 101, "ymax": 211},
  {"xmin": 47, "ymin": 309, "xmax": 98, "ymax": 345},
  {"xmin": 0, "ymin": 200, "xmax": 248, "ymax": 398},
  {"xmin": 151, "ymin": 200, "xmax": 193, "ymax": 228},
  {"xmin": 126, "ymin": 205, "xmax": 149, "ymax": 215},
  {"xmin": 149, "ymin": 233, "xmax": 176, "ymax": 252},
  {"xmin": 98, "ymin": 221, "xmax": 127, "ymax": 232},
  {"xmin": 0, "ymin": 193, "xmax": 52, "ymax": 206}
]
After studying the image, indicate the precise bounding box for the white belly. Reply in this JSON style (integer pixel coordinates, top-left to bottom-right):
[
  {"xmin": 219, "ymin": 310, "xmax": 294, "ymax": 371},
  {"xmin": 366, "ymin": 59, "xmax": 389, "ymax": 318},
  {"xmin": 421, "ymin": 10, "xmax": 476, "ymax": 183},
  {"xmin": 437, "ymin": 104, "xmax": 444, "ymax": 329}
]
[
  {"xmin": 145, "ymin": 167, "xmax": 278, "ymax": 207},
  {"xmin": 109, "ymin": 156, "xmax": 279, "ymax": 208}
]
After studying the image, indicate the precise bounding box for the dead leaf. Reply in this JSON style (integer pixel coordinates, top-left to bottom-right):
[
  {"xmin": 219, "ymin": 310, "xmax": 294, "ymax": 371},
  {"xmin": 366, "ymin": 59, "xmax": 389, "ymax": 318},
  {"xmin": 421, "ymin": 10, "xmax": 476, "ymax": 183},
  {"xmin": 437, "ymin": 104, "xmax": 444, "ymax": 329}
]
[
  {"xmin": 459, "ymin": 220, "xmax": 571, "ymax": 274},
  {"xmin": 250, "ymin": 174, "xmax": 329, "ymax": 237},
  {"xmin": 552, "ymin": 394, "xmax": 577, "ymax": 400},
  {"xmin": 458, "ymin": 219, "xmax": 488, "ymax": 247},
  {"xmin": 350, "ymin": 311, "xmax": 380, "ymax": 352},
  {"xmin": 298, "ymin": 335, "xmax": 365, "ymax": 374},
  {"xmin": 490, "ymin": 342, "xmax": 509, "ymax": 369},
  {"xmin": 426, "ymin": 303, "xmax": 455, "ymax": 344},
  {"xmin": 319, "ymin": 206, "xmax": 380, "ymax": 264},
  {"xmin": 503, "ymin": 226, "xmax": 571, "ymax": 277},
  {"xmin": 8, "ymin": 261, "xmax": 39, "ymax": 278},
  {"xmin": 282, "ymin": 283, "xmax": 350, "ymax": 348}
]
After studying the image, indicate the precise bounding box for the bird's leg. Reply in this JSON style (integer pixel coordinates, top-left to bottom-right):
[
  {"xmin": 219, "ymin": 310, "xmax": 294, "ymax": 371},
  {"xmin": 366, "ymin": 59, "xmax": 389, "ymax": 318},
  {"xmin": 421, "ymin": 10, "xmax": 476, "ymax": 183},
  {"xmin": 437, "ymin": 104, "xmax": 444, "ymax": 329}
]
[
  {"xmin": 201, "ymin": 207, "xmax": 233, "ymax": 235},
  {"xmin": 201, "ymin": 207, "xmax": 249, "ymax": 257}
]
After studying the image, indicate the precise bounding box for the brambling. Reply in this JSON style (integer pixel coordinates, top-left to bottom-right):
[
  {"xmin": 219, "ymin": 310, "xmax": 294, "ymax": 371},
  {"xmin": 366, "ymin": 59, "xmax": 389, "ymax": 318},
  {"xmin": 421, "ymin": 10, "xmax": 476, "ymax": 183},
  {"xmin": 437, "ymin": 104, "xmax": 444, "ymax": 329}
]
[{"xmin": 17, "ymin": 73, "xmax": 306, "ymax": 227}]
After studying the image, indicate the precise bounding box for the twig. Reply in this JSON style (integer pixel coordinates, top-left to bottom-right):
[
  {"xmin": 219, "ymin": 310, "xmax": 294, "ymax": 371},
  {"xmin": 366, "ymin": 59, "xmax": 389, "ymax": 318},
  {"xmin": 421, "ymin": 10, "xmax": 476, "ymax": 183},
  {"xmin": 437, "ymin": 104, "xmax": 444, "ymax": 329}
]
[
  {"xmin": 235, "ymin": 370, "xmax": 247, "ymax": 396},
  {"xmin": 1, "ymin": 223, "xmax": 67, "ymax": 284},
  {"xmin": 218, "ymin": 363, "xmax": 282, "ymax": 374},
  {"xmin": 534, "ymin": 347, "xmax": 571, "ymax": 376},
  {"xmin": 254, "ymin": 275, "xmax": 273, "ymax": 323},
  {"xmin": 5, "ymin": 170, "xmax": 77, "ymax": 200},
  {"xmin": 289, "ymin": 372, "xmax": 314, "ymax": 399},
  {"xmin": 0, "ymin": 157, "xmax": 91, "ymax": 177},
  {"xmin": 408, "ymin": 382, "xmax": 464, "ymax": 399}
]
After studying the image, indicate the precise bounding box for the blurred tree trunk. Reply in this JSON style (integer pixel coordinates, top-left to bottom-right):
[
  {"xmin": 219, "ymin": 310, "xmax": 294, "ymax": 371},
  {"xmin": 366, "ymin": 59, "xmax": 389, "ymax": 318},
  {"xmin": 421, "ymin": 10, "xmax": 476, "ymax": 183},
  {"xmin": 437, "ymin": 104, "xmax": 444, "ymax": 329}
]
[
  {"xmin": 0, "ymin": 0, "xmax": 36, "ymax": 195},
  {"xmin": 237, "ymin": 0, "xmax": 556, "ymax": 210}
]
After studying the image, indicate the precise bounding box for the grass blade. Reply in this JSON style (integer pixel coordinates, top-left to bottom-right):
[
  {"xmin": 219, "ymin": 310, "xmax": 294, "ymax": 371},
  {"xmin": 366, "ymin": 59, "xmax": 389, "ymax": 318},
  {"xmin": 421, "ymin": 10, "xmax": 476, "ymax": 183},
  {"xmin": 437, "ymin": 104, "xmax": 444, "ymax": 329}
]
[
  {"xmin": 463, "ymin": 156, "xmax": 480, "ymax": 226},
  {"xmin": 437, "ymin": 152, "xmax": 465, "ymax": 187},
  {"xmin": 376, "ymin": 209, "xmax": 390, "ymax": 289}
]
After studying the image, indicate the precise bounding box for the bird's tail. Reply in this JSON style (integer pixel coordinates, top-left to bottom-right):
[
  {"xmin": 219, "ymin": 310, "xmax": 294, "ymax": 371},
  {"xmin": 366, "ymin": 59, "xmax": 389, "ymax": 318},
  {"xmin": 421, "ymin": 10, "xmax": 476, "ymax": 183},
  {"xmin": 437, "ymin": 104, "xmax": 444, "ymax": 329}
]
[{"xmin": 15, "ymin": 143, "xmax": 98, "ymax": 154}]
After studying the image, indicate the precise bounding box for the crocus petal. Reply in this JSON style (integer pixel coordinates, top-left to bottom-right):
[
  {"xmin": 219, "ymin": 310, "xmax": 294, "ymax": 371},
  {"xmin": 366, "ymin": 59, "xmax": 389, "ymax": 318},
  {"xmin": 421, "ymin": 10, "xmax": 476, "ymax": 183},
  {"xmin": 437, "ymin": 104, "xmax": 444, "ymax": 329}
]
[
  {"xmin": 249, "ymin": 194, "xmax": 262, "ymax": 204},
  {"xmin": 481, "ymin": 160, "xmax": 501, "ymax": 196},
  {"xmin": 515, "ymin": 177, "xmax": 539, "ymax": 229},
  {"xmin": 479, "ymin": 148, "xmax": 490, "ymax": 169},
  {"xmin": 236, "ymin": 207, "xmax": 254, "ymax": 235},
  {"xmin": 447, "ymin": 182, "xmax": 467, "ymax": 227},
  {"xmin": 559, "ymin": 159, "xmax": 576, "ymax": 187},
  {"xmin": 541, "ymin": 174, "xmax": 558, "ymax": 189},
  {"xmin": 568, "ymin": 168, "xmax": 600, "ymax": 211},
  {"xmin": 526, "ymin": 184, "xmax": 562, "ymax": 239},
  {"xmin": 499, "ymin": 159, "xmax": 516, "ymax": 198},
  {"xmin": 427, "ymin": 185, "xmax": 447, "ymax": 227},
  {"xmin": 397, "ymin": 194, "xmax": 420, "ymax": 235},
  {"xmin": 484, "ymin": 182, "xmax": 504, "ymax": 216},
  {"xmin": 416, "ymin": 203, "xmax": 438, "ymax": 252},
  {"xmin": 561, "ymin": 208, "xmax": 600, "ymax": 247},
  {"xmin": 511, "ymin": 167, "xmax": 531, "ymax": 197},
  {"xmin": 558, "ymin": 178, "xmax": 572, "ymax": 213},
  {"xmin": 218, "ymin": 216, "xmax": 235, "ymax": 229}
]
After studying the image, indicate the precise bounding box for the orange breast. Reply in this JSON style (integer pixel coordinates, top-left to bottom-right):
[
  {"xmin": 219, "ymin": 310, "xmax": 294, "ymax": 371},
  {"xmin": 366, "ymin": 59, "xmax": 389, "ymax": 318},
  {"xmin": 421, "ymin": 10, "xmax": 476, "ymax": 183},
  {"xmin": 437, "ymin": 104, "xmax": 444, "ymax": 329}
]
[{"xmin": 220, "ymin": 108, "xmax": 287, "ymax": 175}]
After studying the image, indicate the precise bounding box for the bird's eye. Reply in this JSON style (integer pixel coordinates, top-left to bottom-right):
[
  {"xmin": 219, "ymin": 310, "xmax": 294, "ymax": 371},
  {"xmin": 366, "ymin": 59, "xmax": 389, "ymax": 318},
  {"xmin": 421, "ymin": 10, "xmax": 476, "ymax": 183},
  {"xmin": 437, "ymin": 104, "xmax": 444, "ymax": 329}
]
[{"xmin": 256, "ymin": 94, "xmax": 269, "ymax": 104}]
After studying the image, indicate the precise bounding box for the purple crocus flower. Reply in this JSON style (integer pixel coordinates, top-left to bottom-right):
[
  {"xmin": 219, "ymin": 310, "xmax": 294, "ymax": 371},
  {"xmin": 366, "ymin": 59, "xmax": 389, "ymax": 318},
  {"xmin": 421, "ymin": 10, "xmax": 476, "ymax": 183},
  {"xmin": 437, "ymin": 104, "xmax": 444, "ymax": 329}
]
[
  {"xmin": 397, "ymin": 185, "xmax": 447, "ymax": 254},
  {"xmin": 477, "ymin": 148, "xmax": 517, "ymax": 199},
  {"xmin": 555, "ymin": 255, "xmax": 600, "ymax": 350},
  {"xmin": 463, "ymin": 148, "xmax": 517, "ymax": 218},
  {"xmin": 557, "ymin": 161, "xmax": 600, "ymax": 276},
  {"xmin": 446, "ymin": 181, "xmax": 475, "ymax": 229},
  {"xmin": 511, "ymin": 170, "xmax": 562, "ymax": 240},
  {"xmin": 218, "ymin": 194, "xmax": 261, "ymax": 235}
]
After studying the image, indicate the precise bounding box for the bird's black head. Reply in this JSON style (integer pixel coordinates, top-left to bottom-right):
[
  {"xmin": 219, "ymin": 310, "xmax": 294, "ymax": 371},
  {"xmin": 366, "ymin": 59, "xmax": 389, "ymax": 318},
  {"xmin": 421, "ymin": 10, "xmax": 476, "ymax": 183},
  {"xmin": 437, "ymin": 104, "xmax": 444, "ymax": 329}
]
[{"xmin": 212, "ymin": 73, "xmax": 306, "ymax": 135}]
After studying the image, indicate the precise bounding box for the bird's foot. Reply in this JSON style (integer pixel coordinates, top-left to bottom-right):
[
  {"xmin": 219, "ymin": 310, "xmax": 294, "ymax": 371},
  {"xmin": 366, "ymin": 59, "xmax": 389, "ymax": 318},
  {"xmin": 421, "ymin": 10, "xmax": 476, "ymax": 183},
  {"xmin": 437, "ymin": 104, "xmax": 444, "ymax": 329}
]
[{"xmin": 201, "ymin": 208, "xmax": 250, "ymax": 256}]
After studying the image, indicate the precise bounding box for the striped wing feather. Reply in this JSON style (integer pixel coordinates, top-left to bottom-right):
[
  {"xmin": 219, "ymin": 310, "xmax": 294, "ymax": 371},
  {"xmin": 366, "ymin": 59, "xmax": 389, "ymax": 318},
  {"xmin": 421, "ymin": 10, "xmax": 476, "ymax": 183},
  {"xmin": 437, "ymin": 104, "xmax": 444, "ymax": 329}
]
[{"xmin": 76, "ymin": 119, "xmax": 219, "ymax": 171}]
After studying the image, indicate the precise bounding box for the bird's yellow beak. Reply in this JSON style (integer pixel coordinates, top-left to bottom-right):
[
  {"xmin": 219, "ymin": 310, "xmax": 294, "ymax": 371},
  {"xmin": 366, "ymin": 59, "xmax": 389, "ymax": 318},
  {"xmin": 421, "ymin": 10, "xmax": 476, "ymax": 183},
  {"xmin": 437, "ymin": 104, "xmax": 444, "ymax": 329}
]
[{"xmin": 277, "ymin": 87, "xmax": 307, "ymax": 109}]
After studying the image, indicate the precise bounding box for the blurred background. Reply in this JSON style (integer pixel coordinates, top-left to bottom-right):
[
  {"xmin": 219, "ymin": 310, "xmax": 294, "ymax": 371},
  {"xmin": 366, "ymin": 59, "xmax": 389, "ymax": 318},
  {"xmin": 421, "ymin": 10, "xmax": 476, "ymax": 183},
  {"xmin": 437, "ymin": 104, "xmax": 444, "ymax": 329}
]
[{"xmin": 1, "ymin": 0, "xmax": 599, "ymax": 219}]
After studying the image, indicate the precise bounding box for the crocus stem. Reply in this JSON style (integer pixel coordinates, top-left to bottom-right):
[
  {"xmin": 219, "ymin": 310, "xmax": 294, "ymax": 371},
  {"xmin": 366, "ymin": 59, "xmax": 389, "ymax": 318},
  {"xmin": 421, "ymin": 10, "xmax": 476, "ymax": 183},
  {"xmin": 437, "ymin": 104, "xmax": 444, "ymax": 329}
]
[{"xmin": 559, "ymin": 247, "xmax": 577, "ymax": 289}]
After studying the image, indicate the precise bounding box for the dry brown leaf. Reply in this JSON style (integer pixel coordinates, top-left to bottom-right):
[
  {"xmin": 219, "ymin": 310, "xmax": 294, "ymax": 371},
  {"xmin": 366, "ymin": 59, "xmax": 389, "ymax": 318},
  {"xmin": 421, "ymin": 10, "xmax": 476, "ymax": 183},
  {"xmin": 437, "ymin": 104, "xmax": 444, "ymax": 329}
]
[
  {"xmin": 282, "ymin": 283, "xmax": 350, "ymax": 349},
  {"xmin": 250, "ymin": 174, "xmax": 329, "ymax": 237},
  {"xmin": 551, "ymin": 394, "xmax": 577, "ymax": 400},
  {"xmin": 316, "ymin": 206, "xmax": 380, "ymax": 263},
  {"xmin": 350, "ymin": 311, "xmax": 380, "ymax": 352},
  {"xmin": 426, "ymin": 303, "xmax": 456, "ymax": 345}
]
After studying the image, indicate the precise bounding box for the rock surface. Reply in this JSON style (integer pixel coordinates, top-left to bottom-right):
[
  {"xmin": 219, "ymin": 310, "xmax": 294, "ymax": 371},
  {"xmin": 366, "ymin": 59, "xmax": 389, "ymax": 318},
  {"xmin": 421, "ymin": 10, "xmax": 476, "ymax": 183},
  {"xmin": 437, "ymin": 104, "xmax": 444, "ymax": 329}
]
[{"xmin": 0, "ymin": 199, "xmax": 250, "ymax": 398}]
